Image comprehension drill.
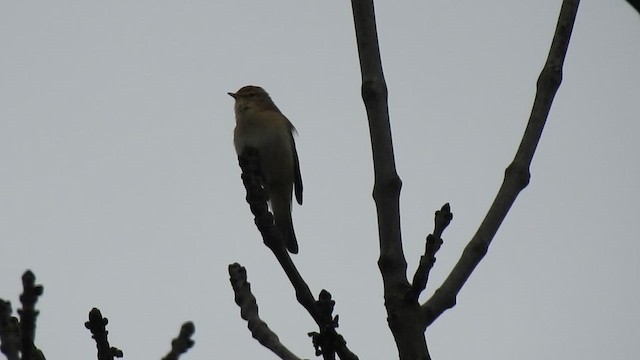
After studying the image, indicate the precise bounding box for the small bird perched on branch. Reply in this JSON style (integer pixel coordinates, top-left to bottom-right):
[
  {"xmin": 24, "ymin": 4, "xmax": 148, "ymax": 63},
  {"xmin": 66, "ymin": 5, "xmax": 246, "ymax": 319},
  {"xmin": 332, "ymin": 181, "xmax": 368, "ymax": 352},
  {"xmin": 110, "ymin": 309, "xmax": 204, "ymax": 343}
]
[{"xmin": 229, "ymin": 85, "xmax": 303, "ymax": 254}]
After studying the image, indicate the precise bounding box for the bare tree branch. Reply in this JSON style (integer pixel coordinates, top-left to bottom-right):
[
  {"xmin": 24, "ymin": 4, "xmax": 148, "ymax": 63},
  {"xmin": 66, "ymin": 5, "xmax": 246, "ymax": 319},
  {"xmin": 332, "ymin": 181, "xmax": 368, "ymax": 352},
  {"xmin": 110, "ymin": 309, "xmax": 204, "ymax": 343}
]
[
  {"xmin": 235, "ymin": 148, "xmax": 358, "ymax": 359},
  {"xmin": 350, "ymin": 1, "xmax": 430, "ymax": 359},
  {"xmin": 84, "ymin": 308, "xmax": 123, "ymax": 360},
  {"xmin": 422, "ymin": 0, "xmax": 581, "ymax": 327},
  {"xmin": 409, "ymin": 204, "xmax": 453, "ymax": 301},
  {"xmin": 229, "ymin": 263, "xmax": 303, "ymax": 360},
  {"xmin": 307, "ymin": 291, "xmax": 359, "ymax": 360},
  {"xmin": 18, "ymin": 270, "xmax": 45, "ymax": 360},
  {"xmin": 625, "ymin": 0, "xmax": 640, "ymax": 15},
  {"xmin": 237, "ymin": 148, "xmax": 318, "ymax": 318},
  {"xmin": 161, "ymin": 322, "xmax": 195, "ymax": 360},
  {"xmin": 0, "ymin": 300, "xmax": 20, "ymax": 360}
]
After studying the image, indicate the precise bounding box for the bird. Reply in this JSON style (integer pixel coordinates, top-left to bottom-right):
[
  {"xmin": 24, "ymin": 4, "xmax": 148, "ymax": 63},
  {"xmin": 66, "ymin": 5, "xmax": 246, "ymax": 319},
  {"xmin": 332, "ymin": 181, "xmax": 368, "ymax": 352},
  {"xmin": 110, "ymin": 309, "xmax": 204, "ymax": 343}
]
[{"xmin": 229, "ymin": 85, "xmax": 303, "ymax": 254}]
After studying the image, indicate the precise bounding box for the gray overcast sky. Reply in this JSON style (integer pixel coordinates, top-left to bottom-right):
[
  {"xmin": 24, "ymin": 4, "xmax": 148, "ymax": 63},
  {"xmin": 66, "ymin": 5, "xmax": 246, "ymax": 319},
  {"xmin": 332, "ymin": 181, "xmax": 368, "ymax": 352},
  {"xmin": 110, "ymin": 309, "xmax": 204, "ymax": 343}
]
[{"xmin": 1, "ymin": 1, "xmax": 639, "ymax": 359}]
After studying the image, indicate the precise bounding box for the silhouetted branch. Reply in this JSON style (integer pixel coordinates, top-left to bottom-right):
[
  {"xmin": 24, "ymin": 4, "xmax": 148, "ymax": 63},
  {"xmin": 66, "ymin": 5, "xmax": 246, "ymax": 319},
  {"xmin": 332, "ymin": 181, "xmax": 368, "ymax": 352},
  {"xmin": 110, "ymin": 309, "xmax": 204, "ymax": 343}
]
[
  {"xmin": 350, "ymin": 1, "xmax": 429, "ymax": 359},
  {"xmin": 0, "ymin": 300, "xmax": 20, "ymax": 360},
  {"xmin": 307, "ymin": 290, "xmax": 359, "ymax": 360},
  {"xmin": 422, "ymin": 0, "xmax": 581, "ymax": 326},
  {"xmin": 238, "ymin": 148, "xmax": 318, "ymax": 318},
  {"xmin": 229, "ymin": 263, "xmax": 302, "ymax": 360},
  {"xmin": 350, "ymin": 0, "xmax": 405, "ymax": 285},
  {"xmin": 161, "ymin": 322, "xmax": 195, "ymax": 360},
  {"xmin": 625, "ymin": 0, "xmax": 640, "ymax": 15},
  {"xmin": 18, "ymin": 270, "xmax": 45, "ymax": 360},
  {"xmin": 236, "ymin": 149, "xmax": 358, "ymax": 359},
  {"xmin": 409, "ymin": 204, "xmax": 453, "ymax": 301},
  {"xmin": 84, "ymin": 308, "xmax": 123, "ymax": 360}
]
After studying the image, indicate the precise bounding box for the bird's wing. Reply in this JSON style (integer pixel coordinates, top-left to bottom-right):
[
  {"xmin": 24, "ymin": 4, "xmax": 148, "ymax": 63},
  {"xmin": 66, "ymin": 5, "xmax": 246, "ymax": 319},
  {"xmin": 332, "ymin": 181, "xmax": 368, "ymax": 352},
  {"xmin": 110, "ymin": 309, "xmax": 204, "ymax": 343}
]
[{"xmin": 288, "ymin": 122, "xmax": 303, "ymax": 205}]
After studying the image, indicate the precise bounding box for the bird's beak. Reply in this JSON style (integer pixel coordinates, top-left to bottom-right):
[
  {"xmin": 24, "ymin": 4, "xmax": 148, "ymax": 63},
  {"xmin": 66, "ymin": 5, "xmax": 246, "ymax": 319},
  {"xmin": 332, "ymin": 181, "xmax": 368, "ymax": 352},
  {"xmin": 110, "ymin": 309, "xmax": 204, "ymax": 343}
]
[{"xmin": 227, "ymin": 92, "xmax": 237, "ymax": 99}]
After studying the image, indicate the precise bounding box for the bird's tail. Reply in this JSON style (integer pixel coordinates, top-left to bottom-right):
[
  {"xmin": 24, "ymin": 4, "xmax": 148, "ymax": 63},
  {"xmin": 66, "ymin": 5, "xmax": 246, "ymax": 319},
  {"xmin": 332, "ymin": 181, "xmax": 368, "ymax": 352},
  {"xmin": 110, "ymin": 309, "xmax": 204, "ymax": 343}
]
[{"xmin": 270, "ymin": 188, "xmax": 299, "ymax": 254}]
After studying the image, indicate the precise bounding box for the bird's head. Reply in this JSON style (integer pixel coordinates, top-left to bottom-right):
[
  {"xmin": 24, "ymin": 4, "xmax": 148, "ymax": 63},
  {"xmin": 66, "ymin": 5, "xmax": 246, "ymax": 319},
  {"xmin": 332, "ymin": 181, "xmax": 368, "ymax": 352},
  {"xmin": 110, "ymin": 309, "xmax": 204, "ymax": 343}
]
[{"xmin": 228, "ymin": 85, "xmax": 278, "ymax": 114}]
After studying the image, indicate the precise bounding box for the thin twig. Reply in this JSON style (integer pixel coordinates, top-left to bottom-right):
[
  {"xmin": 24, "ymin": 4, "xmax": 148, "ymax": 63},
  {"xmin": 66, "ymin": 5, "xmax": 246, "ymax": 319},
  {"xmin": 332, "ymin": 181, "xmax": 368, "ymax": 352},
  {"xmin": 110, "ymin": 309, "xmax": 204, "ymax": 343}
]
[
  {"xmin": 236, "ymin": 149, "xmax": 358, "ymax": 359},
  {"xmin": 422, "ymin": 0, "xmax": 581, "ymax": 326},
  {"xmin": 307, "ymin": 291, "xmax": 359, "ymax": 360},
  {"xmin": 409, "ymin": 204, "xmax": 453, "ymax": 301},
  {"xmin": 228, "ymin": 263, "xmax": 302, "ymax": 360},
  {"xmin": 238, "ymin": 148, "xmax": 318, "ymax": 320},
  {"xmin": 84, "ymin": 308, "xmax": 123, "ymax": 360},
  {"xmin": 18, "ymin": 270, "xmax": 44, "ymax": 360},
  {"xmin": 0, "ymin": 300, "xmax": 20, "ymax": 360},
  {"xmin": 161, "ymin": 322, "xmax": 195, "ymax": 360}
]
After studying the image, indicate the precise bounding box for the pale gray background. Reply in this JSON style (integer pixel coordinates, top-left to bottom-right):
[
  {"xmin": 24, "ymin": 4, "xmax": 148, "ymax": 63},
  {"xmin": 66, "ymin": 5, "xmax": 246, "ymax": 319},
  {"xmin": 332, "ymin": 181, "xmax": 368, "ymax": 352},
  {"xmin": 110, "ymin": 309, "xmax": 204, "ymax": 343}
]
[{"xmin": 1, "ymin": 1, "xmax": 639, "ymax": 359}]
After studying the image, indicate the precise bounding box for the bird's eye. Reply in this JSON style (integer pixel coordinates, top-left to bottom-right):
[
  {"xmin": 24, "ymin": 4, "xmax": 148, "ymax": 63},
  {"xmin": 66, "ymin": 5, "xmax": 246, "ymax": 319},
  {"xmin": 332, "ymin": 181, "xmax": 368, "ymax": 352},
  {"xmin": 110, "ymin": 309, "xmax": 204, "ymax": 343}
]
[{"xmin": 248, "ymin": 93, "xmax": 256, "ymax": 97}]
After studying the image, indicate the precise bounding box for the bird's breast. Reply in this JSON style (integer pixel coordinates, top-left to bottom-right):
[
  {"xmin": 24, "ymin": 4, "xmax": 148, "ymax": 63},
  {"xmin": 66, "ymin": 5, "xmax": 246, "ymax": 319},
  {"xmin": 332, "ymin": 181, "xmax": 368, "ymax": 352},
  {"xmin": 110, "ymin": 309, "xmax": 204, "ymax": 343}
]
[{"xmin": 233, "ymin": 112, "xmax": 290, "ymax": 155}]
